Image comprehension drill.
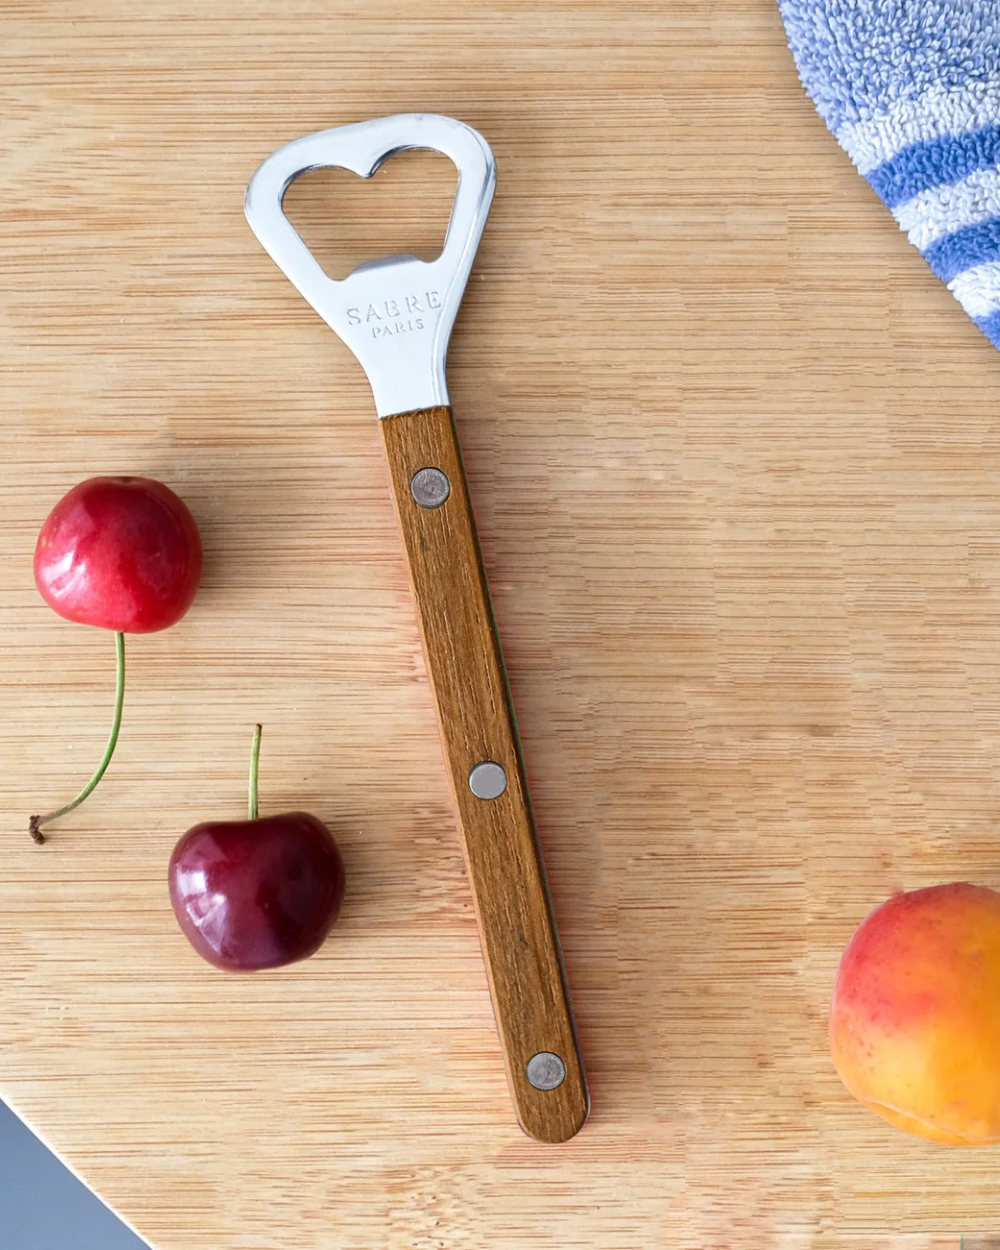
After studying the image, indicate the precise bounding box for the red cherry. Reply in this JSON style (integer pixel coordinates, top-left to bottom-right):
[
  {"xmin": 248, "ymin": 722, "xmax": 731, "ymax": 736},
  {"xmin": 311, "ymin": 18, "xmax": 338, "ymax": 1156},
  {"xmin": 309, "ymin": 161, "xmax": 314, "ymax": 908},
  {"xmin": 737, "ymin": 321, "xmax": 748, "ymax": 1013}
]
[
  {"xmin": 169, "ymin": 813, "xmax": 346, "ymax": 971},
  {"xmin": 34, "ymin": 475, "xmax": 203, "ymax": 633},
  {"xmin": 29, "ymin": 475, "xmax": 202, "ymax": 843},
  {"xmin": 168, "ymin": 727, "xmax": 345, "ymax": 971}
]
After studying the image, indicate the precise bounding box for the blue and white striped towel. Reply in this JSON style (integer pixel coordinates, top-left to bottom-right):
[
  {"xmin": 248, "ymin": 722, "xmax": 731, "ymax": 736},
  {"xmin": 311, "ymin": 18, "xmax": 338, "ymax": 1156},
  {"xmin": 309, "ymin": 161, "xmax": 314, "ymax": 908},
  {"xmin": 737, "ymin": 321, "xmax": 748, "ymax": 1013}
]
[{"xmin": 777, "ymin": 0, "xmax": 1000, "ymax": 349}]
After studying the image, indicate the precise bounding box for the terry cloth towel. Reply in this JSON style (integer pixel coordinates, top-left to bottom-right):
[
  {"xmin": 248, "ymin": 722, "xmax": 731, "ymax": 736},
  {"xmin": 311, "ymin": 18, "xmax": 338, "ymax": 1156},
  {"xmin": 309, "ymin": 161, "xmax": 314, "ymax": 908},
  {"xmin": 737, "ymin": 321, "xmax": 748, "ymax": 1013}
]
[{"xmin": 776, "ymin": 0, "xmax": 1000, "ymax": 349}]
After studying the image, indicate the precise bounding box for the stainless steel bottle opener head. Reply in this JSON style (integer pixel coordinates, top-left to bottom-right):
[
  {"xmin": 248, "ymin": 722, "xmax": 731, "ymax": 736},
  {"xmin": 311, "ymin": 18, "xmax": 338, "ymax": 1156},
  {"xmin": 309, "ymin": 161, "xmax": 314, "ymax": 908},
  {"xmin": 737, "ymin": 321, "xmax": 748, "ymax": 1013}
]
[{"xmin": 244, "ymin": 113, "xmax": 496, "ymax": 418}]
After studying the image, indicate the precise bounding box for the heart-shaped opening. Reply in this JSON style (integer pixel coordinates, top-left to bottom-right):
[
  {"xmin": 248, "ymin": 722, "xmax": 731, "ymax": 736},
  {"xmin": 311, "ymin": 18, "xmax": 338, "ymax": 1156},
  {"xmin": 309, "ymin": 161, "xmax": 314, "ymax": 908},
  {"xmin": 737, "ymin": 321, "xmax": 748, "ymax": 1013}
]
[{"xmin": 282, "ymin": 147, "xmax": 458, "ymax": 281}]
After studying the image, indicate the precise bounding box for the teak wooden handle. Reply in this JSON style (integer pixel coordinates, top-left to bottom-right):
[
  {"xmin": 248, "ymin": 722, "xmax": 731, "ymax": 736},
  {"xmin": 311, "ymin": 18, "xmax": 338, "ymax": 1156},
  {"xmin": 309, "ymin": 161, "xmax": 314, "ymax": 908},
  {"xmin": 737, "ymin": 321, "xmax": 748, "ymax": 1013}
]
[{"xmin": 380, "ymin": 405, "xmax": 589, "ymax": 1144}]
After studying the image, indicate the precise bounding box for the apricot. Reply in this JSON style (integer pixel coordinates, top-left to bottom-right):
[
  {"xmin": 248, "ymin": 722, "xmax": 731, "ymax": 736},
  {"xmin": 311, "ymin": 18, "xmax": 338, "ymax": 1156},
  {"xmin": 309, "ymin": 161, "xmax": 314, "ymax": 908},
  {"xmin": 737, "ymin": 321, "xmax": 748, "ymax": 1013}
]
[{"xmin": 830, "ymin": 882, "xmax": 1000, "ymax": 1145}]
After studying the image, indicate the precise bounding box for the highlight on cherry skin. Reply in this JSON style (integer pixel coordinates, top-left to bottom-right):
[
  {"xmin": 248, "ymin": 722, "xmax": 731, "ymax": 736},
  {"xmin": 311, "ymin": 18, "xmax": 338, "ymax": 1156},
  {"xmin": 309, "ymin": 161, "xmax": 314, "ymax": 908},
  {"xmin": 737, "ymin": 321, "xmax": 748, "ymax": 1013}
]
[
  {"xmin": 30, "ymin": 475, "xmax": 203, "ymax": 843},
  {"xmin": 169, "ymin": 726, "xmax": 346, "ymax": 972}
]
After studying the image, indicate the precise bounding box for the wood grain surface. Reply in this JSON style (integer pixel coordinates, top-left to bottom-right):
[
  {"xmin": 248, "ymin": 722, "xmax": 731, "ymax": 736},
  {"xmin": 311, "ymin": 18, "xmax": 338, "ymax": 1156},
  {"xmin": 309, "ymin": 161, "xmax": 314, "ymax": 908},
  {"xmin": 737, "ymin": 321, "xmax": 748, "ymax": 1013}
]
[
  {"xmin": 381, "ymin": 405, "xmax": 588, "ymax": 1144},
  {"xmin": 2, "ymin": 1, "xmax": 1000, "ymax": 1246}
]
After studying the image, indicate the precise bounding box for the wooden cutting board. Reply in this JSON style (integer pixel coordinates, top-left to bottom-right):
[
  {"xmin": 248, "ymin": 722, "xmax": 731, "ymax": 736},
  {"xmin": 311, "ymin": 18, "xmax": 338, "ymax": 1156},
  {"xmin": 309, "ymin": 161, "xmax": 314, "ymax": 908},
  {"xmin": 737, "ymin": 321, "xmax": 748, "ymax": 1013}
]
[{"xmin": 2, "ymin": 2, "xmax": 1000, "ymax": 1246}]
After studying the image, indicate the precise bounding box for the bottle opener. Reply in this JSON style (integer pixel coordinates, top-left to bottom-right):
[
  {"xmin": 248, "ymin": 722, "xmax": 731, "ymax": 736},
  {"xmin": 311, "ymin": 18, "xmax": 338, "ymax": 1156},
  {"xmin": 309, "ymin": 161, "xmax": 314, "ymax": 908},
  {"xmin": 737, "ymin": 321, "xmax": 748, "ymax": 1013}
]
[{"xmin": 245, "ymin": 114, "xmax": 588, "ymax": 1143}]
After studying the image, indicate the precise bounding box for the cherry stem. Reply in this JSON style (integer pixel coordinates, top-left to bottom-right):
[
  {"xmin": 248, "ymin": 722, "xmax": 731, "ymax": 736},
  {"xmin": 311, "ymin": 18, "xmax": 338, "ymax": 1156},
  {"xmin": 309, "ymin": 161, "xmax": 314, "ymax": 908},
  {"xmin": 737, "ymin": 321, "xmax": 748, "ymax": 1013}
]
[
  {"xmin": 30, "ymin": 630, "xmax": 126, "ymax": 845},
  {"xmin": 248, "ymin": 724, "xmax": 262, "ymax": 822}
]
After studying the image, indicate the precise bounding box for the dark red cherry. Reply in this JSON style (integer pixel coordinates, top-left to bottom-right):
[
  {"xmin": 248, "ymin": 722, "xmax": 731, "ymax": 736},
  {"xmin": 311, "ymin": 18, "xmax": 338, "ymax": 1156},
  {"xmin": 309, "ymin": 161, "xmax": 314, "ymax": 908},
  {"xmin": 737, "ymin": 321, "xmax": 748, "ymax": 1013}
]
[{"xmin": 169, "ymin": 812, "xmax": 345, "ymax": 971}]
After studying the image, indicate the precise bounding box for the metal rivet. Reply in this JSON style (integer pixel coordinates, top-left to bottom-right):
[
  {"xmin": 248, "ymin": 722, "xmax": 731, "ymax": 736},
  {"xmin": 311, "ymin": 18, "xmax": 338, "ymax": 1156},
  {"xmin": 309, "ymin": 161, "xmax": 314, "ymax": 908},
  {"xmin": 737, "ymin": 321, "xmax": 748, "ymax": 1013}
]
[
  {"xmin": 468, "ymin": 760, "xmax": 507, "ymax": 800},
  {"xmin": 526, "ymin": 1052, "xmax": 566, "ymax": 1091},
  {"xmin": 410, "ymin": 466, "xmax": 451, "ymax": 509}
]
